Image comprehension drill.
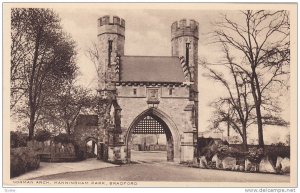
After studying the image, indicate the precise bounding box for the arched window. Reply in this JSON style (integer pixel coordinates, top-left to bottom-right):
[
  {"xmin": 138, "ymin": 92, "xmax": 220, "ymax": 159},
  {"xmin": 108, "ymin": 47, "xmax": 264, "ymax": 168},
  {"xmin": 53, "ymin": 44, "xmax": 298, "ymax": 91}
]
[{"xmin": 169, "ymin": 88, "xmax": 173, "ymax": 96}]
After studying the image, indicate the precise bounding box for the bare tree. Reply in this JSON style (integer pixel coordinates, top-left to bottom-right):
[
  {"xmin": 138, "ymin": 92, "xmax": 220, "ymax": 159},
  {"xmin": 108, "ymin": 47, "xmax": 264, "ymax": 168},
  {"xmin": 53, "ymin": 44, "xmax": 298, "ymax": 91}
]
[
  {"xmin": 203, "ymin": 45, "xmax": 255, "ymax": 151},
  {"xmin": 86, "ymin": 41, "xmax": 106, "ymax": 88},
  {"xmin": 11, "ymin": 8, "xmax": 78, "ymax": 140},
  {"xmin": 212, "ymin": 10, "xmax": 290, "ymax": 147}
]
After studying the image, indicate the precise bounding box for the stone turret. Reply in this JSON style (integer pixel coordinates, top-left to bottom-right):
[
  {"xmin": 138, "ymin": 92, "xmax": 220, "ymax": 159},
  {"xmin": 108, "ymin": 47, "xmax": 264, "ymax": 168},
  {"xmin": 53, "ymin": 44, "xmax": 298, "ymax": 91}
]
[
  {"xmin": 96, "ymin": 16, "xmax": 125, "ymax": 163},
  {"xmin": 171, "ymin": 19, "xmax": 199, "ymax": 83},
  {"xmin": 171, "ymin": 19, "xmax": 199, "ymax": 149},
  {"xmin": 97, "ymin": 15, "xmax": 125, "ymax": 55},
  {"xmin": 97, "ymin": 15, "xmax": 125, "ymax": 91}
]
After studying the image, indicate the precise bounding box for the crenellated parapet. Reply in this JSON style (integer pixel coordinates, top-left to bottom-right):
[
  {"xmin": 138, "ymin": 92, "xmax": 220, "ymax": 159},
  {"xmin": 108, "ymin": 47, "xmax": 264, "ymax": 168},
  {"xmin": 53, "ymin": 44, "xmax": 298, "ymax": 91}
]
[
  {"xmin": 98, "ymin": 15, "xmax": 125, "ymax": 37},
  {"xmin": 98, "ymin": 15, "xmax": 125, "ymax": 27},
  {"xmin": 171, "ymin": 19, "xmax": 199, "ymax": 40},
  {"xmin": 171, "ymin": 18, "xmax": 199, "ymax": 83},
  {"xmin": 97, "ymin": 15, "xmax": 125, "ymax": 91}
]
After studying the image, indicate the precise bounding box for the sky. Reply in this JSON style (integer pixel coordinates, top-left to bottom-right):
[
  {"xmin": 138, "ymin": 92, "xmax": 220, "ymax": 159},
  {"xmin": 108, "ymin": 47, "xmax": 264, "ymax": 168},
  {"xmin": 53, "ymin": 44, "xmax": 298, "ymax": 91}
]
[{"xmin": 23, "ymin": 5, "xmax": 290, "ymax": 144}]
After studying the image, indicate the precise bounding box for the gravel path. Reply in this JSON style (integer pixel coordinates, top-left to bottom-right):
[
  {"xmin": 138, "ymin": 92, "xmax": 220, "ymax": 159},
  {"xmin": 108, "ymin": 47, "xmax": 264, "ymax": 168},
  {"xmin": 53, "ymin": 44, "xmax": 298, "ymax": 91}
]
[
  {"xmin": 13, "ymin": 151, "xmax": 289, "ymax": 183},
  {"xmin": 32, "ymin": 151, "xmax": 289, "ymax": 182}
]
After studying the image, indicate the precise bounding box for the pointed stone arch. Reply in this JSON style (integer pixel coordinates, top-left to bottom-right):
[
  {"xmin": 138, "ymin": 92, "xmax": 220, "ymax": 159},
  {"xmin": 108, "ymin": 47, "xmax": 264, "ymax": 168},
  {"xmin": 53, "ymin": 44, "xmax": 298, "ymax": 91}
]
[
  {"xmin": 85, "ymin": 137, "xmax": 98, "ymax": 158},
  {"xmin": 125, "ymin": 107, "xmax": 180, "ymax": 162}
]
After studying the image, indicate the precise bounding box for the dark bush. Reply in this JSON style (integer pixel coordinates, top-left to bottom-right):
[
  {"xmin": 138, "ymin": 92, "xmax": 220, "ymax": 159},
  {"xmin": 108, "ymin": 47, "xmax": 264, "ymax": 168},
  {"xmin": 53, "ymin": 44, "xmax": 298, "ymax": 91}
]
[
  {"xmin": 266, "ymin": 144, "xmax": 290, "ymax": 158},
  {"xmin": 216, "ymin": 144, "xmax": 229, "ymax": 159},
  {"xmin": 34, "ymin": 130, "xmax": 51, "ymax": 142},
  {"xmin": 53, "ymin": 133, "xmax": 74, "ymax": 143},
  {"xmin": 197, "ymin": 137, "xmax": 214, "ymax": 150},
  {"xmin": 198, "ymin": 138, "xmax": 231, "ymax": 161},
  {"xmin": 10, "ymin": 147, "xmax": 40, "ymax": 178},
  {"xmin": 265, "ymin": 144, "xmax": 290, "ymax": 166},
  {"xmin": 246, "ymin": 147, "xmax": 264, "ymax": 163},
  {"xmin": 74, "ymin": 143, "xmax": 85, "ymax": 161},
  {"xmin": 217, "ymin": 144, "xmax": 247, "ymax": 159},
  {"xmin": 10, "ymin": 131, "xmax": 27, "ymax": 148}
]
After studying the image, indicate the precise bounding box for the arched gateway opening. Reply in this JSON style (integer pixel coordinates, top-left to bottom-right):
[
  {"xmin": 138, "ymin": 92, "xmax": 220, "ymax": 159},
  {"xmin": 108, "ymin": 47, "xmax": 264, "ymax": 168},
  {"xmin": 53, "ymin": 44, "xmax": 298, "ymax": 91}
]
[
  {"xmin": 85, "ymin": 137, "xmax": 98, "ymax": 158},
  {"xmin": 126, "ymin": 108, "xmax": 180, "ymax": 163}
]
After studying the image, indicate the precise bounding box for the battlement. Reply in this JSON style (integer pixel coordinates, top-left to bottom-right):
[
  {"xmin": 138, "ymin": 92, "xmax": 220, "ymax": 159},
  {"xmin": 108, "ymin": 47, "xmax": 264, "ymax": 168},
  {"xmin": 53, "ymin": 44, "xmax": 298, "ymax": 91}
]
[
  {"xmin": 98, "ymin": 15, "xmax": 125, "ymax": 28},
  {"xmin": 171, "ymin": 19, "xmax": 199, "ymax": 40},
  {"xmin": 98, "ymin": 15, "xmax": 125, "ymax": 37}
]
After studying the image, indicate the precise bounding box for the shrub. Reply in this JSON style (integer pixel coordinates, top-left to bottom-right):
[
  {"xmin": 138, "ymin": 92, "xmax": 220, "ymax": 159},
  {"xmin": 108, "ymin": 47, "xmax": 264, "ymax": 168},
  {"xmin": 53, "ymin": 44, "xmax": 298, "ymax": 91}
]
[
  {"xmin": 198, "ymin": 139, "xmax": 235, "ymax": 161},
  {"xmin": 266, "ymin": 144, "xmax": 290, "ymax": 158},
  {"xmin": 217, "ymin": 144, "xmax": 247, "ymax": 159},
  {"xmin": 34, "ymin": 130, "xmax": 51, "ymax": 142},
  {"xmin": 246, "ymin": 147, "xmax": 264, "ymax": 163},
  {"xmin": 73, "ymin": 143, "xmax": 85, "ymax": 161},
  {"xmin": 10, "ymin": 147, "xmax": 40, "ymax": 178},
  {"xmin": 216, "ymin": 144, "xmax": 229, "ymax": 159},
  {"xmin": 53, "ymin": 133, "xmax": 74, "ymax": 143},
  {"xmin": 265, "ymin": 144, "xmax": 290, "ymax": 166},
  {"xmin": 10, "ymin": 131, "xmax": 27, "ymax": 148}
]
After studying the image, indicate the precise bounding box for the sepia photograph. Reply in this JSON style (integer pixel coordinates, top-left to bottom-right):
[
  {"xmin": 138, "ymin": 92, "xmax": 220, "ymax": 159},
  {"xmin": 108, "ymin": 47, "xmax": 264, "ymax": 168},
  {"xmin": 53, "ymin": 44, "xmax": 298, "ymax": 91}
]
[{"xmin": 2, "ymin": 2, "xmax": 298, "ymax": 188}]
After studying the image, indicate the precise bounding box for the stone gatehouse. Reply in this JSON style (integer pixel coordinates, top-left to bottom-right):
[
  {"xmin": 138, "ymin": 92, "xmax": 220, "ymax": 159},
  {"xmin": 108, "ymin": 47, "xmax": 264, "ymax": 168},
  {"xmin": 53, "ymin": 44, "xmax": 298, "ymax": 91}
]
[{"xmin": 75, "ymin": 15, "xmax": 199, "ymax": 163}]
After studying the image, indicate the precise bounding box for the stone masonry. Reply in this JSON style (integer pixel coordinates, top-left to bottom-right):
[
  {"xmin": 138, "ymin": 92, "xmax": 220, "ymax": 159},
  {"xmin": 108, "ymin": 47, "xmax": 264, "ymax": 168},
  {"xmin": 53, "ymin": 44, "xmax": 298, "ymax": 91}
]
[{"xmin": 74, "ymin": 15, "xmax": 199, "ymax": 163}]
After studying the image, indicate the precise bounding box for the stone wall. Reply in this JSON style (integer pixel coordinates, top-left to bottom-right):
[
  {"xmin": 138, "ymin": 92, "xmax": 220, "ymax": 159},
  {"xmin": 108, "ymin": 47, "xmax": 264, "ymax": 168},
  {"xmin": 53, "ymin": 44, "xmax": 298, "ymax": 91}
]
[
  {"xmin": 73, "ymin": 125, "xmax": 104, "ymax": 160},
  {"xmin": 90, "ymin": 15, "xmax": 199, "ymax": 164},
  {"xmin": 117, "ymin": 85, "xmax": 195, "ymax": 162},
  {"xmin": 117, "ymin": 85, "xmax": 193, "ymax": 132},
  {"xmin": 27, "ymin": 140, "xmax": 76, "ymax": 162}
]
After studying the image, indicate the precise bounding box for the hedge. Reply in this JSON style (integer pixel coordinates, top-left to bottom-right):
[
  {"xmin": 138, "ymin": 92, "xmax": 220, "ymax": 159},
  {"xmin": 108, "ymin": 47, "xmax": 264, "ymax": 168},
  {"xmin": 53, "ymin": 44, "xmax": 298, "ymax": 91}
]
[
  {"xmin": 10, "ymin": 147, "xmax": 40, "ymax": 178},
  {"xmin": 53, "ymin": 133, "xmax": 74, "ymax": 143},
  {"xmin": 10, "ymin": 131, "xmax": 27, "ymax": 148},
  {"xmin": 34, "ymin": 130, "xmax": 52, "ymax": 142}
]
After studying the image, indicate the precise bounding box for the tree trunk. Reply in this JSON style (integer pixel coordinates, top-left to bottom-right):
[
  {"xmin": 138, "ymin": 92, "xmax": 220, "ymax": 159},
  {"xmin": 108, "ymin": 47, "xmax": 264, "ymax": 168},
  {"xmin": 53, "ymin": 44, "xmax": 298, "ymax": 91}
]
[
  {"xmin": 28, "ymin": 113, "xmax": 35, "ymax": 140},
  {"xmin": 250, "ymin": 69, "xmax": 265, "ymax": 149},
  {"xmin": 256, "ymin": 105, "xmax": 264, "ymax": 148},
  {"xmin": 254, "ymin": 76, "xmax": 264, "ymax": 148},
  {"xmin": 27, "ymin": 29, "xmax": 41, "ymax": 141},
  {"xmin": 92, "ymin": 141, "xmax": 96, "ymax": 156},
  {"xmin": 66, "ymin": 122, "xmax": 71, "ymax": 135},
  {"xmin": 242, "ymin": 124, "xmax": 248, "ymax": 151}
]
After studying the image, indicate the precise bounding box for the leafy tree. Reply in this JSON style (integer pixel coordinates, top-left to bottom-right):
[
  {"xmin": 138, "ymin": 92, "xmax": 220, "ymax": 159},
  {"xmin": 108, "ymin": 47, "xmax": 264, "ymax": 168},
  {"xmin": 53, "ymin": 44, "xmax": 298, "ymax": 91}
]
[
  {"xmin": 11, "ymin": 8, "xmax": 78, "ymax": 140},
  {"xmin": 10, "ymin": 131, "xmax": 27, "ymax": 148},
  {"xmin": 211, "ymin": 10, "xmax": 290, "ymax": 147},
  {"xmin": 40, "ymin": 81, "xmax": 96, "ymax": 135},
  {"xmin": 53, "ymin": 133, "xmax": 74, "ymax": 143},
  {"xmin": 34, "ymin": 129, "xmax": 51, "ymax": 142}
]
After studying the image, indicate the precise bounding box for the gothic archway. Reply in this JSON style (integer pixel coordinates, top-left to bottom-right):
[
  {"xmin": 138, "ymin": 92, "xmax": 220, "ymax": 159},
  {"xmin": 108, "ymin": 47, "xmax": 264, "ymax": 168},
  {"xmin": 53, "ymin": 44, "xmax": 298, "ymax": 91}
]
[
  {"xmin": 125, "ymin": 107, "xmax": 180, "ymax": 163},
  {"xmin": 85, "ymin": 137, "xmax": 98, "ymax": 158}
]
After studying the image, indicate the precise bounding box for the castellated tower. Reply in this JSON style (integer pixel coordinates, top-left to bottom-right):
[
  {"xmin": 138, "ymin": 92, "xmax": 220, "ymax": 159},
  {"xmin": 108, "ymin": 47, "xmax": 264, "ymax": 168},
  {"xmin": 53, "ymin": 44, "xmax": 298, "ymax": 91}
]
[
  {"xmin": 171, "ymin": 19, "xmax": 199, "ymax": 142},
  {"xmin": 96, "ymin": 15, "xmax": 125, "ymax": 162},
  {"xmin": 73, "ymin": 16, "xmax": 199, "ymax": 163},
  {"xmin": 171, "ymin": 19, "xmax": 199, "ymax": 83},
  {"xmin": 97, "ymin": 15, "xmax": 125, "ymax": 92}
]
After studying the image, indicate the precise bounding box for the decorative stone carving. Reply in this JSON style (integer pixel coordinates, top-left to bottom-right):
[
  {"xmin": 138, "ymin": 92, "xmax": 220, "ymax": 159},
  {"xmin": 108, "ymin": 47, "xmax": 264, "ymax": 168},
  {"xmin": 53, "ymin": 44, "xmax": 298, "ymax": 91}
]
[
  {"xmin": 281, "ymin": 158, "xmax": 290, "ymax": 173},
  {"xmin": 245, "ymin": 158, "xmax": 259, "ymax": 172},
  {"xmin": 232, "ymin": 165, "xmax": 240, "ymax": 171},
  {"xmin": 199, "ymin": 156, "xmax": 207, "ymax": 168},
  {"xmin": 259, "ymin": 156, "xmax": 276, "ymax": 173},
  {"xmin": 276, "ymin": 156, "xmax": 283, "ymax": 170},
  {"xmin": 212, "ymin": 154, "xmax": 222, "ymax": 169},
  {"xmin": 222, "ymin": 157, "xmax": 236, "ymax": 170},
  {"xmin": 239, "ymin": 165, "xmax": 245, "ymax": 171}
]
